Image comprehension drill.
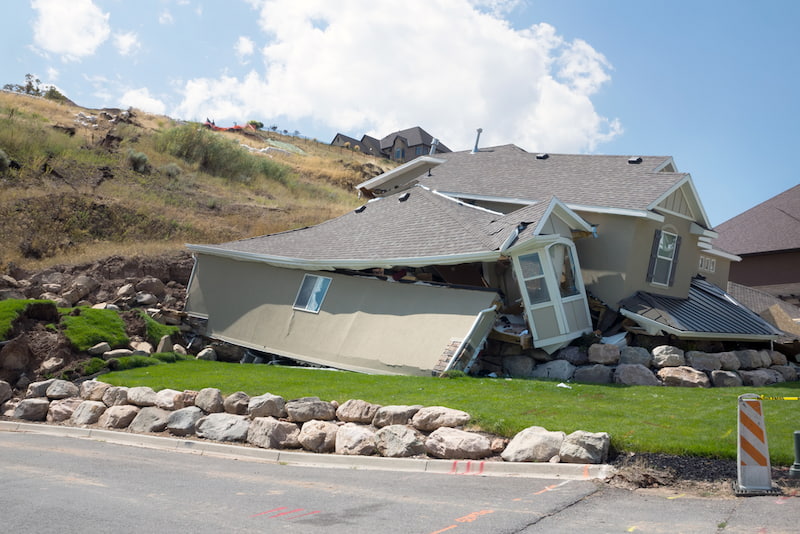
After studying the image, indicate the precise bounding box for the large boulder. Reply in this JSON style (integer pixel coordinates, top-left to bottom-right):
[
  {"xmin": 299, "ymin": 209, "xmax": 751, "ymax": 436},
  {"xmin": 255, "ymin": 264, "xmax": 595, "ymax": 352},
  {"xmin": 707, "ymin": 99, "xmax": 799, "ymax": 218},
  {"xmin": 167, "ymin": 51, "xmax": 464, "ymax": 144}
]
[
  {"xmin": 588, "ymin": 344, "xmax": 620, "ymax": 365},
  {"xmin": 531, "ymin": 360, "xmax": 576, "ymax": 381},
  {"xmin": 372, "ymin": 405, "xmax": 423, "ymax": 427},
  {"xmin": 1, "ymin": 336, "xmax": 32, "ymax": 382},
  {"xmin": 502, "ymin": 354, "xmax": 534, "ymax": 377},
  {"xmin": 0, "ymin": 380, "xmax": 12, "ymax": 404},
  {"xmin": 425, "ymin": 427, "xmax": 491, "ymax": 460},
  {"xmin": 195, "ymin": 388, "xmax": 224, "ymax": 413},
  {"xmin": 652, "ymin": 346, "xmax": 685, "ymax": 368},
  {"xmin": 657, "ymin": 366, "xmax": 710, "ymax": 388},
  {"xmin": 195, "ymin": 347, "xmax": 217, "ymax": 361},
  {"xmin": 335, "ymin": 423, "xmax": 377, "ymax": 456},
  {"xmin": 248, "ymin": 393, "xmax": 286, "ymax": 418},
  {"xmin": 71, "ymin": 400, "xmax": 107, "ymax": 425},
  {"xmin": 45, "ymin": 380, "xmax": 79, "ymax": 400},
  {"xmin": 101, "ymin": 386, "xmax": 129, "ymax": 406},
  {"xmin": 247, "ymin": 417, "xmax": 301, "ymax": 449},
  {"xmin": 739, "ymin": 369, "xmax": 784, "ymax": 387},
  {"xmin": 126, "ymin": 386, "xmax": 157, "ymax": 407},
  {"xmin": 734, "ymin": 350, "xmax": 761, "ymax": 370},
  {"xmin": 411, "ymin": 406, "xmax": 470, "ymax": 431},
  {"xmin": 718, "ymin": 352, "xmax": 741, "ymax": 372},
  {"xmin": 501, "ymin": 426, "xmax": 566, "ymax": 463},
  {"xmin": 614, "ymin": 364, "xmax": 660, "ymax": 386},
  {"xmin": 46, "ymin": 397, "xmax": 83, "ymax": 422},
  {"xmin": 559, "ymin": 430, "xmax": 610, "ymax": 464},
  {"xmin": 771, "ymin": 365, "xmax": 798, "ymax": 382},
  {"xmin": 80, "ymin": 380, "xmax": 111, "ymax": 401},
  {"xmin": 619, "ymin": 347, "xmax": 652, "ymax": 367},
  {"xmin": 685, "ymin": 351, "xmax": 721, "ymax": 372},
  {"xmin": 26, "ymin": 379, "xmax": 56, "ymax": 398},
  {"xmin": 557, "ymin": 346, "xmax": 589, "ymax": 366},
  {"xmin": 285, "ymin": 397, "xmax": 336, "ymax": 423},
  {"xmin": 336, "ymin": 399, "xmax": 381, "ymax": 423},
  {"xmin": 711, "ymin": 370, "xmax": 743, "ymax": 388},
  {"xmin": 98, "ymin": 405, "xmax": 140, "ymax": 428},
  {"xmin": 374, "ymin": 425, "xmax": 425, "ymax": 458},
  {"xmin": 196, "ymin": 413, "xmax": 250, "ymax": 442},
  {"xmin": 573, "ymin": 364, "xmax": 613, "ymax": 384},
  {"xmin": 223, "ymin": 391, "xmax": 250, "ymax": 415},
  {"xmin": 155, "ymin": 389, "xmax": 185, "ymax": 411},
  {"xmin": 167, "ymin": 406, "xmax": 204, "ymax": 436},
  {"xmin": 768, "ymin": 350, "xmax": 788, "ymax": 366},
  {"xmin": 128, "ymin": 407, "xmax": 171, "ymax": 433},
  {"xmin": 298, "ymin": 420, "xmax": 339, "ymax": 453}
]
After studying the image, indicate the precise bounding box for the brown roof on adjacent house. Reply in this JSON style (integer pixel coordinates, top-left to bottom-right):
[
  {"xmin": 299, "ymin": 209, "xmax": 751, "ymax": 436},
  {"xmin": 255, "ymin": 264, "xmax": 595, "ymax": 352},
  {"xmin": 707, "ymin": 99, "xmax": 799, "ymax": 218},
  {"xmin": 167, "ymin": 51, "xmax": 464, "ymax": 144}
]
[
  {"xmin": 192, "ymin": 186, "xmax": 558, "ymax": 267},
  {"xmin": 713, "ymin": 184, "xmax": 800, "ymax": 255},
  {"xmin": 416, "ymin": 145, "xmax": 687, "ymax": 214},
  {"xmin": 380, "ymin": 127, "xmax": 451, "ymax": 152}
]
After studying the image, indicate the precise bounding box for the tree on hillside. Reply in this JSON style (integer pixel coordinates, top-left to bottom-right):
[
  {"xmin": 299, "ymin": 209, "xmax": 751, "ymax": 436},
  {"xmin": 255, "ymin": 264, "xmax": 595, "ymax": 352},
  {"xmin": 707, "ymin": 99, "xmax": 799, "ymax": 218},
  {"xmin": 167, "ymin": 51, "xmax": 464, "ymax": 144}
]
[
  {"xmin": 248, "ymin": 120, "xmax": 264, "ymax": 130},
  {"xmin": 3, "ymin": 73, "xmax": 68, "ymax": 103}
]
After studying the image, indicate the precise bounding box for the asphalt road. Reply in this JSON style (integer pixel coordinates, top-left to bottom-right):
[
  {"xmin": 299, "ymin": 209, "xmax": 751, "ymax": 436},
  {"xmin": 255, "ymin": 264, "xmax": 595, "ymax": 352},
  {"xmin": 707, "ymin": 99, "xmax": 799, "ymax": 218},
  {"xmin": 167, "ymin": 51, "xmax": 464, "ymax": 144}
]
[{"xmin": 1, "ymin": 430, "xmax": 797, "ymax": 533}]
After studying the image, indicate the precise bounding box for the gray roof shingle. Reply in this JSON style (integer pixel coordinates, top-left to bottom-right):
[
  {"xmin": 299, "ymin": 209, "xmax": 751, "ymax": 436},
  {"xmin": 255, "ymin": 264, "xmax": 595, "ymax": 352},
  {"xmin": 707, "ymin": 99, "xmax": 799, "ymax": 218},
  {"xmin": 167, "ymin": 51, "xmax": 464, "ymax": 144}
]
[{"xmin": 416, "ymin": 145, "xmax": 686, "ymax": 213}]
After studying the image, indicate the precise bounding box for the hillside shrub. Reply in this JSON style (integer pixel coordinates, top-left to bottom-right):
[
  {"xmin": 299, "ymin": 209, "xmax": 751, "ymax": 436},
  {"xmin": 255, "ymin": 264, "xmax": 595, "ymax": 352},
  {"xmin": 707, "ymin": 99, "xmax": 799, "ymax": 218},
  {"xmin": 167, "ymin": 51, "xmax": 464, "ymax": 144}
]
[
  {"xmin": 140, "ymin": 310, "xmax": 180, "ymax": 346},
  {"xmin": 82, "ymin": 357, "xmax": 108, "ymax": 375},
  {"xmin": 0, "ymin": 148, "xmax": 10, "ymax": 173},
  {"xmin": 153, "ymin": 125, "xmax": 289, "ymax": 184},
  {"xmin": 126, "ymin": 150, "xmax": 150, "ymax": 174}
]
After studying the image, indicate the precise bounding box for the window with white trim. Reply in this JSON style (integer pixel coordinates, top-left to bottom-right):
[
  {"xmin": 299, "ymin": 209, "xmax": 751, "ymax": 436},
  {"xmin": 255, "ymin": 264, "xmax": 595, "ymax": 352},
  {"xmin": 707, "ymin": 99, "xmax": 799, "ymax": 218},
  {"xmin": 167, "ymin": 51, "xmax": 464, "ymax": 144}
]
[
  {"xmin": 647, "ymin": 229, "xmax": 681, "ymax": 286},
  {"xmin": 549, "ymin": 243, "xmax": 580, "ymax": 298},
  {"xmin": 699, "ymin": 256, "xmax": 716, "ymax": 273},
  {"xmin": 518, "ymin": 252, "xmax": 550, "ymax": 304},
  {"xmin": 292, "ymin": 274, "xmax": 331, "ymax": 313}
]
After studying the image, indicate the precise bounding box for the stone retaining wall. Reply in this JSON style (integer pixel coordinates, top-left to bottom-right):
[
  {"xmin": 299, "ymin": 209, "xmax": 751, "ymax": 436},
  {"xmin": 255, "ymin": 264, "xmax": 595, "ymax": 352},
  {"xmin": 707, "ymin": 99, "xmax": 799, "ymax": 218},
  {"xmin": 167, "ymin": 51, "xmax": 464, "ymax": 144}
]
[{"xmin": 0, "ymin": 378, "xmax": 610, "ymax": 465}]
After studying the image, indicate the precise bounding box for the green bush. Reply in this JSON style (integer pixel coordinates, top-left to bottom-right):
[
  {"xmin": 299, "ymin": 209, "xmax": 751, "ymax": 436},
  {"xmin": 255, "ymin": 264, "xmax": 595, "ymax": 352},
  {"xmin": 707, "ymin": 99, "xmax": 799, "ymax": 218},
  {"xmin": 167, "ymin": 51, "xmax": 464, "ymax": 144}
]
[
  {"xmin": 0, "ymin": 147, "xmax": 10, "ymax": 174},
  {"xmin": 62, "ymin": 307, "xmax": 129, "ymax": 351},
  {"xmin": 159, "ymin": 162, "xmax": 182, "ymax": 178},
  {"xmin": 153, "ymin": 125, "xmax": 289, "ymax": 184},
  {"xmin": 126, "ymin": 149, "xmax": 150, "ymax": 173}
]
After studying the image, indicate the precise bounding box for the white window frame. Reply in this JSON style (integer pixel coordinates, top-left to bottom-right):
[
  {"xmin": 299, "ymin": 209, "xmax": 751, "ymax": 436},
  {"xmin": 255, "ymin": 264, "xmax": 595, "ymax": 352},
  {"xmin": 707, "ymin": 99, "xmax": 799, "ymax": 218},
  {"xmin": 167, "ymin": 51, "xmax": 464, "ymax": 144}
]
[
  {"xmin": 650, "ymin": 230, "xmax": 679, "ymax": 287},
  {"xmin": 292, "ymin": 274, "xmax": 331, "ymax": 313}
]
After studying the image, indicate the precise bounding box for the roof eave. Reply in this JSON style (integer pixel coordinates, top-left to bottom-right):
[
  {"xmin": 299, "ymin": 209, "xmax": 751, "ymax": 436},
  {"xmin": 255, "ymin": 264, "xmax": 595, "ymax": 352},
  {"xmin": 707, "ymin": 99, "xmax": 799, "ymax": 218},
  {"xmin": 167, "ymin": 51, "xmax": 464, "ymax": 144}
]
[{"xmin": 356, "ymin": 155, "xmax": 445, "ymax": 194}]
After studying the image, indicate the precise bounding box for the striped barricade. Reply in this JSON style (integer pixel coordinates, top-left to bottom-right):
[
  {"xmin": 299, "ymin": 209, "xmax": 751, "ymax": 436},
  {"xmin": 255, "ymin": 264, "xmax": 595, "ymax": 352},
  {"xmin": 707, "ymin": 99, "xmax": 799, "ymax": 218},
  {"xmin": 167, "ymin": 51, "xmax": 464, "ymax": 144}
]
[{"xmin": 735, "ymin": 393, "xmax": 779, "ymax": 495}]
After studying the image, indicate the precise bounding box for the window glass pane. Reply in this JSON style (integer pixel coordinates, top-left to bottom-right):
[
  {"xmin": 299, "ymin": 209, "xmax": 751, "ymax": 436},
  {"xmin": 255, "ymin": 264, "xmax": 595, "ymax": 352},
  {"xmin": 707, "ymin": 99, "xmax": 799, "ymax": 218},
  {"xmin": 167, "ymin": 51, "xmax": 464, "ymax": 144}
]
[
  {"xmin": 652, "ymin": 258, "xmax": 671, "ymax": 285},
  {"xmin": 518, "ymin": 253, "xmax": 543, "ymax": 279},
  {"xmin": 549, "ymin": 244, "xmax": 579, "ymax": 298},
  {"xmin": 657, "ymin": 233, "xmax": 677, "ymax": 259},
  {"xmin": 525, "ymin": 278, "xmax": 550, "ymax": 304},
  {"xmin": 293, "ymin": 275, "xmax": 331, "ymax": 312}
]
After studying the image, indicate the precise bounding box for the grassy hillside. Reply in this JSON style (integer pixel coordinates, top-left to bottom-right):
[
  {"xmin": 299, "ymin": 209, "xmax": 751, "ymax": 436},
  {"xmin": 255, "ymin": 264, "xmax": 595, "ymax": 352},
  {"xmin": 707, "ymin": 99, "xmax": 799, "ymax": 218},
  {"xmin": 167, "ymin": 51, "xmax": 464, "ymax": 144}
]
[{"xmin": 0, "ymin": 91, "xmax": 393, "ymax": 270}]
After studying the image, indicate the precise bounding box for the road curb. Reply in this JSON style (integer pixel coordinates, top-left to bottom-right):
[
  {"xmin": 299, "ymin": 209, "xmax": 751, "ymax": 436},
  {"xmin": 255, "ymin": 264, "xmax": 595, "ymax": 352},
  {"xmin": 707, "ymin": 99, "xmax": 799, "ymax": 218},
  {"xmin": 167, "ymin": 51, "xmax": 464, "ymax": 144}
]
[{"xmin": 0, "ymin": 420, "xmax": 615, "ymax": 480}]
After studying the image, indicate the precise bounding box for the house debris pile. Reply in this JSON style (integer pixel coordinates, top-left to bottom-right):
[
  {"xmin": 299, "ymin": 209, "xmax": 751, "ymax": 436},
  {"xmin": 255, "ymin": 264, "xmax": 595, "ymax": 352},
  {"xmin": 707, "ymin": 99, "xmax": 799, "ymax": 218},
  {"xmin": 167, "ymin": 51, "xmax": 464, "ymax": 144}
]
[{"xmin": 0, "ymin": 379, "xmax": 610, "ymax": 465}]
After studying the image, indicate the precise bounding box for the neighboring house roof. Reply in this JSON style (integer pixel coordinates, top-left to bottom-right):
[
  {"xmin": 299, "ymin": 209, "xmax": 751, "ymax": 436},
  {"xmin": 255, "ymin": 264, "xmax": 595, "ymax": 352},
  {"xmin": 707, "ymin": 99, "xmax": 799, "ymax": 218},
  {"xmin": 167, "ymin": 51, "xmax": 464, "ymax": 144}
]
[
  {"xmin": 409, "ymin": 145, "xmax": 710, "ymax": 226},
  {"xmin": 713, "ymin": 183, "xmax": 800, "ymax": 255},
  {"xmin": 619, "ymin": 277, "xmax": 782, "ymax": 341},
  {"xmin": 379, "ymin": 127, "xmax": 451, "ymax": 153},
  {"xmin": 727, "ymin": 281, "xmax": 800, "ymax": 320},
  {"xmin": 188, "ymin": 186, "xmax": 589, "ymax": 271}
]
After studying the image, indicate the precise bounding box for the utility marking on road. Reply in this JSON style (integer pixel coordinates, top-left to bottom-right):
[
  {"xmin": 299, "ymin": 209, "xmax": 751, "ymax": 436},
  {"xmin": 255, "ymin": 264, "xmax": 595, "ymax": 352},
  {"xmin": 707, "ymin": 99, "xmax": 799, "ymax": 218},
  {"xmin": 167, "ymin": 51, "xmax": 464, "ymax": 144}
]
[
  {"xmin": 627, "ymin": 526, "xmax": 639, "ymax": 532},
  {"xmin": 428, "ymin": 510, "xmax": 494, "ymax": 533},
  {"xmin": 449, "ymin": 460, "xmax": 485, "ymax": 475},
  {"xmin": 532, "ymin": 480, "xmax": 571, "ymax": 495},
  {"xmin": 429, "ymin": 526, "xmax": 458, "ymax": 534},
  {"xmin": 251, "ymin": 506, "xmax": 320, "ymax": 520},
  {"xmin": 583, "ymin": 465, "xmax": 589, "ymax": 479},
  {"xmin": 666, "ymin": 493, "xmax": 685, "ymax": 500},
  {"xmin": 251, "ymin": 507, "xmax": 286, "ymax": 517}
]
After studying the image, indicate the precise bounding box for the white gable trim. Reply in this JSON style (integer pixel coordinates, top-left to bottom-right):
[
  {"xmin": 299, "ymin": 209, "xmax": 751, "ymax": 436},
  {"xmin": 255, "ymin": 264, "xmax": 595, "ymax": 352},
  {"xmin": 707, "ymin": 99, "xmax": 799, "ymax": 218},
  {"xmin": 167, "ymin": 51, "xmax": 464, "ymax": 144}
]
[
  {"xmin": 356, "ymin": 156, "xmax": 445, "ymax": 195},
  {"xmin": 569, "ymin": 204, "xmax": 665, "ymax": 222},
  {"xmin": 647, "ymin": 174, "xmax": 711, "ymax": 228}
]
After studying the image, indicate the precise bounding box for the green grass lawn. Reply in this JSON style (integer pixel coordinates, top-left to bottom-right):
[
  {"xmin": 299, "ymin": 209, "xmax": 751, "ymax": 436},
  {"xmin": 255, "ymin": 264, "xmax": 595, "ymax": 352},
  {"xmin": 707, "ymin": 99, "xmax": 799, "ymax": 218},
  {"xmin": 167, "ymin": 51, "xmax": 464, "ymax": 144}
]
[{"xmin": 103, "ymin": 360, "xmax": 800, "ymax": 464}]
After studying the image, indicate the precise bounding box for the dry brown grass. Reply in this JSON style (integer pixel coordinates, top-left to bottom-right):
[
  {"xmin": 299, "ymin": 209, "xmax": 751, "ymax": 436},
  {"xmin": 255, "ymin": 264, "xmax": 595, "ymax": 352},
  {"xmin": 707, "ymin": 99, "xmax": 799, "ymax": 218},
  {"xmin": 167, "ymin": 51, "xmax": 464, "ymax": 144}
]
[{"xmin": 0, "ymin": 92, "xmax": 380, "ymax": 271}]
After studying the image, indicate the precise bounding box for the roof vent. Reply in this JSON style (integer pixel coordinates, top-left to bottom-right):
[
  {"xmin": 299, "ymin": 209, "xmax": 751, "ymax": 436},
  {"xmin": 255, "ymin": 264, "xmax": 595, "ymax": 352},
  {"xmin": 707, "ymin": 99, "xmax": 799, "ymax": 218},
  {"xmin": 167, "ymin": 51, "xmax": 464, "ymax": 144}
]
[
  {"xmin": 354, "ymin": 205, "xmax": 367, "ymax": 213},
  {"xmin": 628, "ymin": 156, "xmax": 643, "ymax": 164},
  {"xmin": 536, "ymin": 153, "xmax": 549, "ymax": 160},
  {"xmin": 471, "ymin": 128, "xmax": 483, "ymax": 154},
  {"xmin": 429, "ymin": 138, "xmax": 439, "ymax": 155},
  {"xmin": 398, "ymin": 192, "xmax": 410, "ymax": 202}
]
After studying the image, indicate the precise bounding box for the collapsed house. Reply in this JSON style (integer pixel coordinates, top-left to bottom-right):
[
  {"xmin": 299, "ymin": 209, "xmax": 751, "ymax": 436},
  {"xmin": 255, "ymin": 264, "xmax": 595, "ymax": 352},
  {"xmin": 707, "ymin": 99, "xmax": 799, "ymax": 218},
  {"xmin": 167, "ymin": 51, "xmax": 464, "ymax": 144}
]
[{"xmin": 184, "ymin": 144, "xmax": 782, "ymax": 375}]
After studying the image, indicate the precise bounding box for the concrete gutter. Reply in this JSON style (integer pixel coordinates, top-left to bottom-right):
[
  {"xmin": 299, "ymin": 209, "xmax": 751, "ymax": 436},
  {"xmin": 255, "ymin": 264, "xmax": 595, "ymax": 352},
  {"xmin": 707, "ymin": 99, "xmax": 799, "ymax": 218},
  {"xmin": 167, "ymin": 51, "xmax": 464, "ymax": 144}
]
[{"xmin": 0, "ymin": 420, "xmax": 615, "ymax": 480}]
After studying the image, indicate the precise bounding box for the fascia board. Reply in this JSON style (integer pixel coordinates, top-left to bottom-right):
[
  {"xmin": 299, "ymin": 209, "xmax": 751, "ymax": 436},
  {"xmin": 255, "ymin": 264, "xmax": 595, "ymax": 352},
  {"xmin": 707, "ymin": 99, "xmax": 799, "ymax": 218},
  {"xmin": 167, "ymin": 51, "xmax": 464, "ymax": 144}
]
[
  {"xmin": 186, "ymin": 244, "xmax": 500, "ymax": 271},
  {"xmin": 356, "ymin": 156, "xmax": 445, "ymax": 191},
  {"xmin": 690, "ymin": 222, "xmax": 718, "ymax": 238},
  {"xmin": 569, "ymin": 204, "xmax": 665, "ymax": 222},
  {"xmin": 541, "ymin": 198, "xmax": 594, "ymax": 234},
  {"xmin": 619, "ymin": 309, "xmax": 777, "ymax": 341},
  {"xmin": 701, "ymin": 247, "xmax": 742, "ymax": 262},
  {"xmin": 652, "ymin": 157, "xmax": 677, "ymax": 172},
  {"xmin": 435, "ymin": 191, "xmax": 536, "ymax": 208}
]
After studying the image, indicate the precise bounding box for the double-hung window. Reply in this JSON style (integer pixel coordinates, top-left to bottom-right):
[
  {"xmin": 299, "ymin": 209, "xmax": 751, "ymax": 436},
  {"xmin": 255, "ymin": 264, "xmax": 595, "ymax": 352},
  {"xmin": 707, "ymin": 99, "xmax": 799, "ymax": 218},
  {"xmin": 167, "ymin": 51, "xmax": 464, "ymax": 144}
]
[
  {"xmin": 647, "ymin": 230, "xmax": 681, "ymax": 286},
  {"xmin": 293, "ymin": 274, "xmax": 331, "ymax": 313},
  {"xmin": 518, "ymin": 252, "xmax": 550, "ymax": 305}
]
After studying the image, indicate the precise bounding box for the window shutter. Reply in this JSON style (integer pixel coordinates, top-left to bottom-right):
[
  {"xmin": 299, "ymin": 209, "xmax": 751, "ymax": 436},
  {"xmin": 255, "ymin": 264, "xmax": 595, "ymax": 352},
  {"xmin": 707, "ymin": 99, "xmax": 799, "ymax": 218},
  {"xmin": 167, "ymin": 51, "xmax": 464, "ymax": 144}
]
[
  {"xmin": 668, "ymin": 235, "xmax": 681, "ymax": 286},
  {"xmin": 646, "ymin": 230, "xmax": 661, "ymax": 283}
]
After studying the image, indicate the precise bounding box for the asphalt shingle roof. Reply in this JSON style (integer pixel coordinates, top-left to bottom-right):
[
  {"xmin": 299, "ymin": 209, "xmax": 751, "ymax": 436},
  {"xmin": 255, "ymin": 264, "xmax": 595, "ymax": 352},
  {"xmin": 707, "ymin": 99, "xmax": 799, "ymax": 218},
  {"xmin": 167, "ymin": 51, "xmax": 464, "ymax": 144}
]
[
  {"xmin": 416, "ymin": 145, "xmax": 686, "ymax": 213},
  {"xmin": 713, "ymin": 183, "xmax": 800, "ymax": 255},
  {"xmin": 195, "ymin": 187, "xmax": 554, "ymax": 265}
]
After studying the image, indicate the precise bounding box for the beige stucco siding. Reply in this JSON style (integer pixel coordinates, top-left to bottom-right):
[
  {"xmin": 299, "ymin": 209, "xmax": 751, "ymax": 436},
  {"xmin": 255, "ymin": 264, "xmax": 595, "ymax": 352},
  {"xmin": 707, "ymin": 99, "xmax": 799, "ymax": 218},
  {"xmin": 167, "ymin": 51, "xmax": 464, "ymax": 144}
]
[{"xmin": 185, "ymin": 254, "xmax": 499, "ymax": 375}]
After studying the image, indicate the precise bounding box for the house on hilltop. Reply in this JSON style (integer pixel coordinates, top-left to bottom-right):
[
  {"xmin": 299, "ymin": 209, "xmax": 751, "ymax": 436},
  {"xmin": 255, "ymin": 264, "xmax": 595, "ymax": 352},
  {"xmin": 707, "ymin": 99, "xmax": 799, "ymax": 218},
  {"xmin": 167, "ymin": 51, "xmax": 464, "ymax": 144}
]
[
  {"xmin": 331, "ymin": 126, "xmax": 450, "ymax": 162},
  {"xmin": 184, "ymin": 144, "xmax": 781, "ymax": 376}
]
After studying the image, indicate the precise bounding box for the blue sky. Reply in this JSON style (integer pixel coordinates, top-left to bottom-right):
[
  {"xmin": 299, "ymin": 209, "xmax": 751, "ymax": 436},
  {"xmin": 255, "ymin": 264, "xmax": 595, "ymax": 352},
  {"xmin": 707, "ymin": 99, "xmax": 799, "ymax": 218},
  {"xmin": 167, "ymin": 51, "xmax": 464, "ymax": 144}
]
[{"xmin": 2, "ymin": 1, "xmax": 798, "ymax": 227}]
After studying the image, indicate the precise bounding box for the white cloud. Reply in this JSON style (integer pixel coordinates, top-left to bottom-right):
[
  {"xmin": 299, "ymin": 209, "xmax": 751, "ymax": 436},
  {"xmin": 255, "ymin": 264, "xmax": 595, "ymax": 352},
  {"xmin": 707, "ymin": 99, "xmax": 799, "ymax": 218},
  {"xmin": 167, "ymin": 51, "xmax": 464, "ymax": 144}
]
[
  {"xmin": 31, "ymin": 0, "xmax": 111, "ymax": 61},
  {"xmin": 159, "ymin": 10, "xmax": 174, "ymax": 25},
  {"xmin": 114, "ymin": 31, "xmax": 141, "ymax": 56},
  {"xmin": 120, "ymin": 88, "xmax": 167, "ymax": 115},
  {"xmin": 46, "ymin": 67, "xmax": 59, "ymax": 81},
  {"xmin": 174, "ymin": 0, "xmax": 620, "ymax": 153},
  {"xmin": 235, "ymin": 36, "xmax": 255, "ymax": 62}
]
